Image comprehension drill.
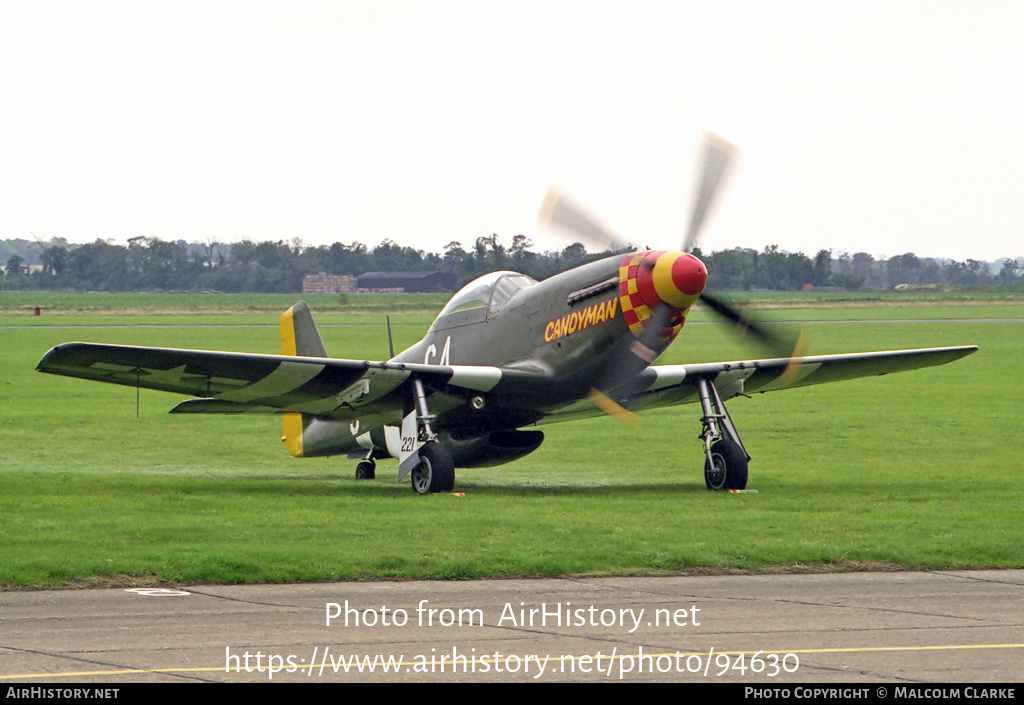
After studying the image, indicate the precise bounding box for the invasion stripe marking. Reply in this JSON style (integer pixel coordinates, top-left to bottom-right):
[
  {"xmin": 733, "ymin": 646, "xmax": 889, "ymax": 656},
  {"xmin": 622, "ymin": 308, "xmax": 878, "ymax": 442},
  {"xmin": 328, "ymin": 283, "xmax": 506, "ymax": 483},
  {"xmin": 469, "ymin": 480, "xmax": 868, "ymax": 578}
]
[
  {"xmin": 448, "ymin": 366, "xmax": 502, "ymax": 391},
  {"xmin": 217, "ymin": 361, "xmax": 326, "ymax": 403}
]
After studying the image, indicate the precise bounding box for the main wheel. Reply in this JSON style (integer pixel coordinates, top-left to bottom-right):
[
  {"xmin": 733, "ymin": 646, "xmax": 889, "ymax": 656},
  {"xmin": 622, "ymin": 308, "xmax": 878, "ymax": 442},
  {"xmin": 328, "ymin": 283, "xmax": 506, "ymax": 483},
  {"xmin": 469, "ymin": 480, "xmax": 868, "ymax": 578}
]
[
  {"xmin": 410, "ymin": 441, "xmax": 455, "ymax": 494},
  {"xmin": 704, "ymin": 439, "xmax": 748, "ymax": 490},
  {"xmin": 355, "ymin": 460, "xmax": 375, "ymax": 480}
]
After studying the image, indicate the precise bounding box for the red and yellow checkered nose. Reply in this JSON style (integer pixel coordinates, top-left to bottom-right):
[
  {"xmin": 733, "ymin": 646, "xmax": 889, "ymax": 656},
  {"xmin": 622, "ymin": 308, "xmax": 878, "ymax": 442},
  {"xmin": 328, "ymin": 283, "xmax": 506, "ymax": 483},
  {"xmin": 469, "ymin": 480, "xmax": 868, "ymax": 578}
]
[
  {"xmin": 619, "ymin": 250, "xmax": 708, "ymax": 341},
  {"xmin": 636, "ymin": 250, "xmax": 707, "ymax": 308}
]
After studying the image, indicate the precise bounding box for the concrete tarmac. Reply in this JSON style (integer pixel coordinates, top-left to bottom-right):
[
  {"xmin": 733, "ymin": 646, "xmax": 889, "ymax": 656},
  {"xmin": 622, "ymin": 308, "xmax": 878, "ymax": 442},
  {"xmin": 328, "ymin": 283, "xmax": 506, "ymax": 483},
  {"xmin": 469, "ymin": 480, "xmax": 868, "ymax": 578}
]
[{"xmin": 1, "ymin": 570, "xmax": 1021, "ymax": 683}]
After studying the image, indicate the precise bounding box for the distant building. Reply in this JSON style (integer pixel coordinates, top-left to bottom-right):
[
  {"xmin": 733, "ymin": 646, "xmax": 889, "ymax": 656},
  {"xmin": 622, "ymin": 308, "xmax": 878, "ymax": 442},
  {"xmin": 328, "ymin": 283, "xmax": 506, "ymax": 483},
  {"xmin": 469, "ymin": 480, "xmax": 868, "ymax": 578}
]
[
  {"xmin": 303, "ymin": 273, "xmax": 357, "ymax": 294},
  {"xmin": 356, "ymin": 271, "xmax": 450, "ymax": 293}
]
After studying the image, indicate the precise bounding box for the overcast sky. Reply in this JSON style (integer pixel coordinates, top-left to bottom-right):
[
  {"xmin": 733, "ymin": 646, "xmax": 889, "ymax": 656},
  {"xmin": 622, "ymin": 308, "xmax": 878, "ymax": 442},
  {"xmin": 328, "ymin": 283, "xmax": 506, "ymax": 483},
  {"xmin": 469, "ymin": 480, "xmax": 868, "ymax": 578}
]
[{"xmin": 2, "ymin": 0, "xmax": 1022, "ymax": 261}]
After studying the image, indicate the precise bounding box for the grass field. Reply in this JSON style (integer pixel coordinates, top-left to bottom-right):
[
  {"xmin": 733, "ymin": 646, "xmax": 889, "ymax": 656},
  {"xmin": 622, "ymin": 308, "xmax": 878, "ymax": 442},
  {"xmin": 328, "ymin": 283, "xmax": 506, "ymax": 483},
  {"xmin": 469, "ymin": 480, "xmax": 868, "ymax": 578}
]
[{"xmin": 1, "ymin": 291, "xmax": 1021, "ymax": 588}]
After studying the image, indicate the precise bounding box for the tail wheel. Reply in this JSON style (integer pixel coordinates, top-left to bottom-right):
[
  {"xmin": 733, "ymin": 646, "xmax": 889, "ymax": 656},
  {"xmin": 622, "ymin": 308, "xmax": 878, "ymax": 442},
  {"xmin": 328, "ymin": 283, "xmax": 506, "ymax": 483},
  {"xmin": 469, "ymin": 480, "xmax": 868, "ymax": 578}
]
[
  {"xmin": 355, "ymin": 460, "xmax": 375, "ymax": 480},
  {"xmin": 410, "ymin": 441, "xmax": 455, "ymax": 494},
  {"xmin": 704, "ymin": 439, "xmax": 748, "ymax": 490}
]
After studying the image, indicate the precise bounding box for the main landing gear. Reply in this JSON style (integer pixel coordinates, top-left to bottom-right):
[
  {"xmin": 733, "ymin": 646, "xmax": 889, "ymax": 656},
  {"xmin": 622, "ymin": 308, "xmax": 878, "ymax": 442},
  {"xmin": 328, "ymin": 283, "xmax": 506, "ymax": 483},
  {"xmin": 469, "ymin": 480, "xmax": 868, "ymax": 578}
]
[
  {"xmin": 403, "ymin": 377, "xmax": 455, "ymax": 495},
  {"xmin": 355, "ymin": 443, "xmax": 454, "ymax": 493},
  {"xmin": 696, "ymin": 377, "xmax": 749, "ymax": 491},
  {"xmin": 407, "ymin": 378, "xmax": 454, "ymax": 494},
  {"xmin": 350, "ymin": 378, "xmax": 455, "ymax": 494},
  {"xmin": 410, "ymin": 441, "xmax": 455, "ymax": 494}
]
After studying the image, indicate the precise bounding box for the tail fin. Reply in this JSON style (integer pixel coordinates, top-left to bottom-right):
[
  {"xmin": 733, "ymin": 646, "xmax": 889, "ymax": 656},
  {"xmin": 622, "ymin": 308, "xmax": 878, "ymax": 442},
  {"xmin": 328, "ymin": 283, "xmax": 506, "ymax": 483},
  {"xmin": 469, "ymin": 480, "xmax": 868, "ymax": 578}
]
[
  {"xmin": 281, "ymin": 300, "xmax": 328, "ymax": 358},
  {"xmin": 280, "ymin": 301, "xmax": 327, "ymax": 457}
]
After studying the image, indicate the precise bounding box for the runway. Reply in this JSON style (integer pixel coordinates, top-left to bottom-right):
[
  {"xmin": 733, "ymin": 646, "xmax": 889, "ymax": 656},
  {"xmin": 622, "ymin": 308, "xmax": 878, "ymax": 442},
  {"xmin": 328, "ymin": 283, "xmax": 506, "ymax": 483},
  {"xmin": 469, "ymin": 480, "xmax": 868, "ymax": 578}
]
[{"xmin": 1, "ymin": 570, "xmax": 1021, "ymax": 683}]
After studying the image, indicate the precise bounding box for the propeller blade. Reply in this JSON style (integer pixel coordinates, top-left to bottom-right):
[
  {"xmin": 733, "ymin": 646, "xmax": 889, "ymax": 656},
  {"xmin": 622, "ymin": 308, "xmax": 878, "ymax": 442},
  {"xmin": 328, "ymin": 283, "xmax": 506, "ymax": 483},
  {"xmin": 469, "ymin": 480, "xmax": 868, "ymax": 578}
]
[
  {"xmin": 699, "ymin": 291, "xmax": 809, "ymax": 361},
  {"xmin": 588, "ymin": 302, "xmax": 675, "ymax": 421},
  {"xmin": 536, "ymin": 131, "xmax": 778, "ymax": 425},
  {"xmin": 538, "ymin": 186, "xmax": 631, "ymax": 252},
  {"xmin": 683, "ymin": 131, "xmax": 738, "ymax": 253},
  {"xmin": 589, "ymin": 388, "xmax": 640, "ymax": 423}
]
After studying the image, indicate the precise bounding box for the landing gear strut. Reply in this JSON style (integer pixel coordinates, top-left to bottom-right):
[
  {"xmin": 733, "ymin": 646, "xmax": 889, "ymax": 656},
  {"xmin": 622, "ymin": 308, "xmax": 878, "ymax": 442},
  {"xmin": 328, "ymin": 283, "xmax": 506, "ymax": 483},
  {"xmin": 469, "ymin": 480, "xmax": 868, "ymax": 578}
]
[
  {"xmin": 405, "ymin": 377, "xmax": 455, "ymax": 495},
  {"xmin": 696, "ymin": 377, "xmax": 749, "ymax": 490}
]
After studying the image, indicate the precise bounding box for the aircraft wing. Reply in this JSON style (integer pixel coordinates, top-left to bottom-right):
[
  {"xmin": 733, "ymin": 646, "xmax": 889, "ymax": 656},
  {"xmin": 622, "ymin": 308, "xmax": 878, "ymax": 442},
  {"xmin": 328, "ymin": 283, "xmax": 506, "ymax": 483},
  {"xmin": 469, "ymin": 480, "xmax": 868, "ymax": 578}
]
[
  {"xmin": 36, "ymin": 342, "xmax": 504, "ymax": 418},
  {"xmin": 38, "ymin": 342, "xmax": 978, "ymax": 424},
  {"xmin": 540, "ymin": 345, "xmax": 979, "ymax": 422}
]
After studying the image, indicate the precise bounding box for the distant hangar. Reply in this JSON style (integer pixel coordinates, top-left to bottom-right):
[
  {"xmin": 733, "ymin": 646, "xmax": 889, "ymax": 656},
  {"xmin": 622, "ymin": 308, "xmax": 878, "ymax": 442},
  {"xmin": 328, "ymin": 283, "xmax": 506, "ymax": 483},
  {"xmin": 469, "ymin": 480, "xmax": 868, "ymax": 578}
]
[{"xmin": 303, "ymin": 271, "xmax": 452, "ymax": 294}]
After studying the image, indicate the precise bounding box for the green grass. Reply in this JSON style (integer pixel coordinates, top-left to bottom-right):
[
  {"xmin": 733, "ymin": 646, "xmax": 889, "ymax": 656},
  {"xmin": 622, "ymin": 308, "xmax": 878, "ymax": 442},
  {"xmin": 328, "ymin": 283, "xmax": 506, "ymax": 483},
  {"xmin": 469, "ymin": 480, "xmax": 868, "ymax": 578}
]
[
  {"xmin": 0, "ymin": 290, "xmax": 450, "ymax": 317},
  {"xmin": 1, "ymin": 293, "xmax": 1021, "ymax": 587},
  {"xmin": 4, "ymin": 289, "xmax": 1021, "ymax": 326}
]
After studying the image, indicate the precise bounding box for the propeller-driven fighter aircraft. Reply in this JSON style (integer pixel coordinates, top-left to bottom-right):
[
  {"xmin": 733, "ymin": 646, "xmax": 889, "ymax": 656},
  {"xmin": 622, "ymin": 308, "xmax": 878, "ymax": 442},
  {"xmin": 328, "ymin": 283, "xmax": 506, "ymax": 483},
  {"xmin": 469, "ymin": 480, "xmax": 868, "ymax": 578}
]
[{"xmin": 36, "ymin": 134, "xmax": 977, "ymax": 493}]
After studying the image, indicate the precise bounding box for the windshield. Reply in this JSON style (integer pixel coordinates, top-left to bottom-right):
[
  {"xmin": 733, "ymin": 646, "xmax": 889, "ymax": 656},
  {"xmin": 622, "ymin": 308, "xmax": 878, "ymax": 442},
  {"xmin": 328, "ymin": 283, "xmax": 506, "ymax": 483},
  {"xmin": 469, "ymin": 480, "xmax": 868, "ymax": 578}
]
[
  {"xmin": 487, "ymin": 273, "xmax": 536, "ymax": 314},
  {"xmin": 436, "ymin": 271, "xmax": 537, "ymax": 319}
]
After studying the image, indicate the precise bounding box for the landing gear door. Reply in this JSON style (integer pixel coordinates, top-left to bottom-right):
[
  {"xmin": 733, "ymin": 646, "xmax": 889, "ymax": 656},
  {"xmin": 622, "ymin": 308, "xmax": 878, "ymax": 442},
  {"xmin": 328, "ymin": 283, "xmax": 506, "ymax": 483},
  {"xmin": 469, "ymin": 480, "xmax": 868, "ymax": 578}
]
[{"xmin": 396, "ymin": 407, "xmax": 423, "ymax": 481}]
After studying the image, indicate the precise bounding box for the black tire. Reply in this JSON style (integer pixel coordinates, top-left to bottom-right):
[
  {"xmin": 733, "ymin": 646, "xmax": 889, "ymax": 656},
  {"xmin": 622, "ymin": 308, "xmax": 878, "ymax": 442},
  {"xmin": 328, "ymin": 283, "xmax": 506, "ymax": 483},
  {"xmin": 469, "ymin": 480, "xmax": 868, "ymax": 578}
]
[
  {"xmin": 410, "ymin": 442, "xmax": 455, "ymax": 494},
  {"xmin": 704, "ymin": 439, "xmax": 748, "ymax": 490},
  {"xmin": 355, "ymin": 460, "xmax": 375, "ymax": 480}
]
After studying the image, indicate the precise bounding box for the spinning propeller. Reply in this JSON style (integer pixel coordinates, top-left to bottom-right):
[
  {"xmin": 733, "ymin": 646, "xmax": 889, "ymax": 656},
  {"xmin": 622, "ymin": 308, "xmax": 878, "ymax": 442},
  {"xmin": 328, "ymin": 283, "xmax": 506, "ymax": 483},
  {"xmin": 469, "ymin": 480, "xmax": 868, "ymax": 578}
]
[{"xmin": 539, "ymin": 131, "xmax": 808, "ymax": 420}]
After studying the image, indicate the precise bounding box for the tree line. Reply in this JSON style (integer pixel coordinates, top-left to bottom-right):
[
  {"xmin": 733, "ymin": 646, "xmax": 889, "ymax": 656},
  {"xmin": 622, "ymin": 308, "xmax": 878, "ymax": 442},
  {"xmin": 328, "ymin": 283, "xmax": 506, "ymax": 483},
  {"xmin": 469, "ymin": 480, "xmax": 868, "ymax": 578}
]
[
  {"xmin": 695, "ymin": 246, "xmax": 1021, "ymax": 291},
  {"xmin": 1, "ymin": 235, "xmax": 1021, "ymax": 293}
]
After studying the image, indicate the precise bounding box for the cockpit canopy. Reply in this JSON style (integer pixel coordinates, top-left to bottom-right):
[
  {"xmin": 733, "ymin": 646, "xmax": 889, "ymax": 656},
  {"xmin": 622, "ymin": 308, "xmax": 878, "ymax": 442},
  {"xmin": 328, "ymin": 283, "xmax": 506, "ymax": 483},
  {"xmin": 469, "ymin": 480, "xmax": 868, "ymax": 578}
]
[{"xmin": 432, "ymin": 271, "xmax": 537, "ymax": 330}]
